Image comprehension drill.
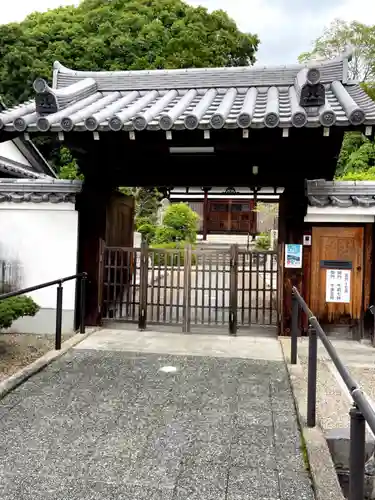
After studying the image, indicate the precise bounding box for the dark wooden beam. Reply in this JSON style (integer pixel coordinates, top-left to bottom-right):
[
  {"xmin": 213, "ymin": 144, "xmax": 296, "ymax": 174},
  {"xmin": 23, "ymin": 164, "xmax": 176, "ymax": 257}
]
[{"xmin": 203, "ymin": 188, "xmax": 209, "ymax": 241}]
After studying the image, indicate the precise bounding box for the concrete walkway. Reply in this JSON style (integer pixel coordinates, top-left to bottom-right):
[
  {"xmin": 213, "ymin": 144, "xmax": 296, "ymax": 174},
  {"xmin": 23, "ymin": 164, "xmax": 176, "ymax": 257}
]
[{"xmin": 0, "ymin": 329, "xmax": 314, "ymax": 499}]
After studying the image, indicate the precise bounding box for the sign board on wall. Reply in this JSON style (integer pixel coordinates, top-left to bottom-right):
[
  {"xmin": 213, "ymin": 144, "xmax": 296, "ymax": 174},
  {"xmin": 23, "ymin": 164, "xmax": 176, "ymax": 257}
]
[
  {"xmin": 325, "ymin": 269, "xmax": 351, "ymax": 303},
  {"xmin": 285, "ymin": 244, "xmax": 302, "ymax": 269}
]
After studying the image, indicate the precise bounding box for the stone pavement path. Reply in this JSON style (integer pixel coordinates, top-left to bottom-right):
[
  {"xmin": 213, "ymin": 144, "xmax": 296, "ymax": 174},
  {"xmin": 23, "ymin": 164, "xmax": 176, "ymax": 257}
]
[{"xmin": 0, "ymin": 330, "xmax": 315, "ymax": 499}]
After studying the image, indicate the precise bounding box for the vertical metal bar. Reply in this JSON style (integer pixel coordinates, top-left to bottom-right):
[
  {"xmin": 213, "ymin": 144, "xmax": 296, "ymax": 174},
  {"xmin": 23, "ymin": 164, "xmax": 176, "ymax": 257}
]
[
  {"xmin": 349, "ymin": 405, "xmax": 366, "ymax": 500},
  {"xmin": 138, "ymin": 242, "xmax": 148, "ymax": 330},
  {"xmin": 79, "ymin": 273, "xmax": 87, "ymax": 334},
  {"xmin": 291, "ymin": 292, "xmax": 299, "ymax": 364},
  {"xmin": 55, "ymin": 283, "xmax": 63, "ymax": 350},
  {"xmin": 307, "ymin": 326, "xmax": 318, "ymax": 427},
  {"xmin": 229, "ymin": 244, "xmax": 238, "ymax": 335},
  {"xmin": 183, "ymin": 244, "xmax": 192, "ymax": 333}
]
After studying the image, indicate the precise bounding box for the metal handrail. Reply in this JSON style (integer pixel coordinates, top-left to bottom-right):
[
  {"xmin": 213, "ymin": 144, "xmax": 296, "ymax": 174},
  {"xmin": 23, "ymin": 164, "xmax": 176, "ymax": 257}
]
[
  {"xmin": 291, "ymin": 286, "xmax": 375, "ymax": 500},
  {"xmin": 0, "ymin": 272, "xmax": 87, "ymax": 350}
]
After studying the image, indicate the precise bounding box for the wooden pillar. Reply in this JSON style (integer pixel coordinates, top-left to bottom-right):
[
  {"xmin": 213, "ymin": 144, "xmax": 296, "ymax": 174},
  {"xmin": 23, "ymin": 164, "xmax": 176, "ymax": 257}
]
[
  {"xmin": 278, "ymin": 183, "xmax": 307, "ymax": 335},
  {"xmin": 203, "ymin": 188, "xmax": 209, "ymax": 240},
  {"xmin": 76, "ymin": 181, "xmax": 112, "ymax": 326}
]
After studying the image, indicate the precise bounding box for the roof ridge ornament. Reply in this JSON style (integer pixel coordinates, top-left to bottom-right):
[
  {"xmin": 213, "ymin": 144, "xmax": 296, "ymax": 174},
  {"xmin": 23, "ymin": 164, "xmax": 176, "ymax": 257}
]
[
  {"xmin": 33, "ymin": 77, "xmax": 98, "ymax": 117},
  {"xmin": 294, "ymin": 67, "xmax": 325, "ymax": 109}
]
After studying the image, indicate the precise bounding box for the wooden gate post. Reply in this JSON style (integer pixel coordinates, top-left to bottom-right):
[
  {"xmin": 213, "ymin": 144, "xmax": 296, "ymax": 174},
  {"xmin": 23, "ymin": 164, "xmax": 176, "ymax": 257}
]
[
  {"xmin": 229, "ymin": 244, "xmax": 239, "ymax": 335},
  {"xmin": 138, "ymin": 241, "xmax": 148, "ymax": 330},
  {"xmin": 183, "ymin": 244, "xmax": 192, "ymax": 333}
]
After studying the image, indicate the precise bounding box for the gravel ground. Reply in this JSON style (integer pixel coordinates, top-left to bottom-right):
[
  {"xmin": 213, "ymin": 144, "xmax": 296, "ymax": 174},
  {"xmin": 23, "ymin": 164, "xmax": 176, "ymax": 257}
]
[{"xmin": 0, "ymin": 333, "xmax": 74, "ymax": 382}]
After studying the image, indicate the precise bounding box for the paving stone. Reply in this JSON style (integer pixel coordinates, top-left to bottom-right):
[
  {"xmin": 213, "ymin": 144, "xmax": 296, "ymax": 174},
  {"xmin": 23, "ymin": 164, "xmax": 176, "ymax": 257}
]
[
  {"xmin": 0, "ymin": 474, "xmax": 175, "ymax": 500},
  {"xmin": 174, "ymin": 463, "xmax": 227, "ymax": 500},
  {"xmin": 231, "ymin": 442, "xmax": 277, "ymax": 469},
  {"xmin": 278, "ymin": 469, "xmax": 315, "ymax": 500},
  {"xmin": 275, "ymin": 445, "xmax": 307, "ymax": 472},
  {"xmin": 227, "ymin": 466, "xmax": 280, "ymax": 500},
  {"xmin": 183, "ymin": 440, "xmax": 230, "ymax": 465},
  {"xmin": 232, "ymin": 423, "xmax": 274, "ymax": 446}
]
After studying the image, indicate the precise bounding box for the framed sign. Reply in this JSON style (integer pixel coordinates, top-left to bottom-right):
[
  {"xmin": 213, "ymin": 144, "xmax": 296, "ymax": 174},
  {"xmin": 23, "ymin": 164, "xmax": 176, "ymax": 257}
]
[
  {"xmin": 326, "ymin": 269, "xmax": 351, "ymax": 303},
  {"xmin": 285, "ymin": 244, "xmax": 302, "ymax": 269}
]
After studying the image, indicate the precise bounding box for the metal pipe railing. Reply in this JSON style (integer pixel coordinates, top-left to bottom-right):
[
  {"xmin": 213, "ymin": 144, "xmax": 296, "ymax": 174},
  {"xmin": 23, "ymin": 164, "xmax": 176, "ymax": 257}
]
[
  {"xmin": 291, "ymin": 286, "xmax": 375, "ymax": 500},
  {"xmin": 0, "ymin": 272, "xmax": 87, "ymax": 350}
]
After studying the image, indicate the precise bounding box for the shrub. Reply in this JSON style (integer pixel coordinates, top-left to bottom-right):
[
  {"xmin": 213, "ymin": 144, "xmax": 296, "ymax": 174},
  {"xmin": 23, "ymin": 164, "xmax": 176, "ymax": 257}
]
[
  {"xmin": 0, "ymin": 296, "xmax": 40, "ymax": 330},
  {"xmin": 155, "ymin": 203, "xmax": 200, "ymax": 244},
  {"xmin": 150, "ymin": 242, "xmax": 196, "ymax": 266},
  {"xmin": 254, "ymin": 232, "xmax": 271, "ymax": 251},
  {"xmin": 136, "ymin": 217, "xmax": 157, "ymax": 244}
]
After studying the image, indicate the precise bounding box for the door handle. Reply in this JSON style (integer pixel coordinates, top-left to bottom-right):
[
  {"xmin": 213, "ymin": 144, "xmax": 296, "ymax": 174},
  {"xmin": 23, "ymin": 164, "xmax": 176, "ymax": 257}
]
[{"xmin": 357, "ymin": 266, "xmax": 362, "ymax": 272}]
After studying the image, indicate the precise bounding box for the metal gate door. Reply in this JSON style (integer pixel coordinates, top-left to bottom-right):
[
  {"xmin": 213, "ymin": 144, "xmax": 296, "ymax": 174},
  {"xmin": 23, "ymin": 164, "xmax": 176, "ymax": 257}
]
[{"xmin": 101, "ymin": 244, "xmax": 278, "ymax": 333}]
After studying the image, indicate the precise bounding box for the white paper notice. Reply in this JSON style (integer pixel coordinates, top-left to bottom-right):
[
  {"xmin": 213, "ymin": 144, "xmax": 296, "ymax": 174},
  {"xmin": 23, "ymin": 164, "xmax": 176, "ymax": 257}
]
[{"xmin": 326, "ymin": 269, "xmax": 351, "ymax": 304}]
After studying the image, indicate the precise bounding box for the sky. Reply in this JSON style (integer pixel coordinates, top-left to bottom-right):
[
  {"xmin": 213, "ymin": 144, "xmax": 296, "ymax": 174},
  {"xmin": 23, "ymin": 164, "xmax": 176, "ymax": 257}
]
[{"xmin": 1, "ymin": 0, "xmax": 375, "ymax": 65}]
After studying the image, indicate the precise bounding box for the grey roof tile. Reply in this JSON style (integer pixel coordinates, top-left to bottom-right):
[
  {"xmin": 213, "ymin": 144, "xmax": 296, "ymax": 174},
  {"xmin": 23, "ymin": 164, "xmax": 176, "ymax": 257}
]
[
  {"xmin": 0, "ymin": 57, "xmax": 375, "ymax": 133},
  {"xmin": 306, "ymin": 179, "xmax": 375, "ymax": 208},
  {"xmin": 0, "ymin": 158, "xmax": 48, "ymax": 179}
]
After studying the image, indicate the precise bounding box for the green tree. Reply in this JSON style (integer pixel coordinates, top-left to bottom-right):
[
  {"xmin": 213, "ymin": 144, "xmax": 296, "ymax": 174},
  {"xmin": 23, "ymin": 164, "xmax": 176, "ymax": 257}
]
[
  {"xmin": 153, "ymin": 202, "xmax": 200, "ymax": 244},
  {"xmin": 298, "ymin": 19, "xmax": 375, "ymax": 81},
  {"xmin": 0, "ymin": 0, "xmax": 259, "ymax": 107},
  {"xmin": 335, "ymin": 134, "xmax": 375, "ymax": 180}
]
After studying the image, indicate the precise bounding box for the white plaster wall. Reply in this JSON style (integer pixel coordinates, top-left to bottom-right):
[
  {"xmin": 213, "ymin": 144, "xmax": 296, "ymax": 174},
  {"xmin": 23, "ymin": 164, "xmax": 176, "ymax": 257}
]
[
  {"xmin": 0, "ymin": 202, "xmax": 79, "ymax": 333},
  {"xmin": 0, "ymin": 140, "xmax": 31, "ymax": 166}
]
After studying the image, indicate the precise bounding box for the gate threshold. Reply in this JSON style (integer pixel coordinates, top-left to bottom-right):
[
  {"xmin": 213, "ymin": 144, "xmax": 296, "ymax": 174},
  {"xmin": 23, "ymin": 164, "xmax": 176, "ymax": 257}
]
[{"xmin": 102, "ymin": 320, "xmax": 277, "ymax": 337}]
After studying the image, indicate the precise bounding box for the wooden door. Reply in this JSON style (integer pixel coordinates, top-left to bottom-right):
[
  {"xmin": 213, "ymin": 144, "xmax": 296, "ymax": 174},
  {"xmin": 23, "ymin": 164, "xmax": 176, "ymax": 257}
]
[{"xmin": 310, "ymin": 227, "xmax": 364, "ymax": 324}]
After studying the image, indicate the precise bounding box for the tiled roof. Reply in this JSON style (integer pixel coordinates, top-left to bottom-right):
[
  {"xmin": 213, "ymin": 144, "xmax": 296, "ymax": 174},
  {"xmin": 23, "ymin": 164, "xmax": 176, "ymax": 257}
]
[
  {"xmin": 307, "ymin": 179, "xmax": 375, "ymax": 208},
  {"xmin": 0, "ymin": 55, "xmax": 375, "ymax": 133},
  {"xmin": 0, "ymin": 157, "xmax": 49, "ymax": 179},
  {"xmin": 0, "ymin": 178, "xmax": 82, "ymax": 203},
  {"xmin": 0, "ymin": 100, "xmax": 56, "ymax": 177}
]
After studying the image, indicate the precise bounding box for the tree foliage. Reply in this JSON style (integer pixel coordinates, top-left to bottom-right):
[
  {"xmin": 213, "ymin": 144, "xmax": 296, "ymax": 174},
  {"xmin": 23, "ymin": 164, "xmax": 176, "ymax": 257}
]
[
  {"xmin": 299, "ymin": 19, "xmax": 375, "ymax": 81},
  {"xmin": 153, "ymin": 202, "xmax": 200, "ymax": 244},
  {"xmin": 335, "ymin": 133, "xmax": 375, "ymax": 180},
  {"xmin": 0, "ymin": 0, "xmax": 259, "ymax": 107}
]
